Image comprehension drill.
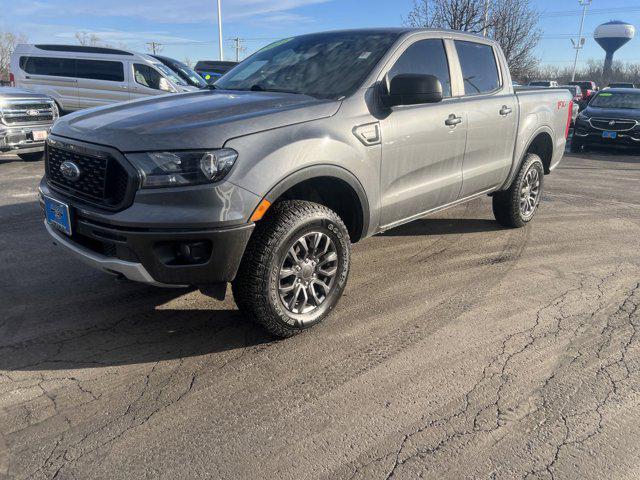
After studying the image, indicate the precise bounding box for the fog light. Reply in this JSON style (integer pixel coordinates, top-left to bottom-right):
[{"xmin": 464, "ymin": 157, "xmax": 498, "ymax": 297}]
[{"xmin": 154, "ymin": 240, "xmax": 212, "ymax": 266}]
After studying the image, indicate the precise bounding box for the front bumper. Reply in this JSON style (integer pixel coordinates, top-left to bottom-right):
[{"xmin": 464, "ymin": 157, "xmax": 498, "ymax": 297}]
[
  {"xmin": 40, "ymin": 181, "xmax": 257, "ymax": 287},
  {"xmin": 573, "ymin": 122, "xmax": 640, "ymax": 148},
  {"xmin": 0, "ymin": 123, "xmax": 51, "ymax": 153}
]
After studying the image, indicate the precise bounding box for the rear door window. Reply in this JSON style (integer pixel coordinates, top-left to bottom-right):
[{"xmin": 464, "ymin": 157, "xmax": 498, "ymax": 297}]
[
  {"xmin": 20, "ymin": 56, "xmax": 76, "ymax": 77},
  {"xmin": 76, "ymin": 59, "xmax": 124, "ymax": 82},
  {"xmin": 388, "ymin": 39, "xmax": 452, "ymax": 98},
  {"xmin": 454, "ymin": 41, "xmax": 501, "ymax": 95}
]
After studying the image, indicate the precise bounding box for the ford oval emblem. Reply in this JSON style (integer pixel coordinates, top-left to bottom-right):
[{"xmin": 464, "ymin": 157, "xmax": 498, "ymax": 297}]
[
  {"xmin": 609, "ymin": 120, "xmax": 616, "ymax": 127},
  {"xmin": 60, "ymin": 161, "xmax": 81, "ymax": 182},
  {"xmin": 26, "ymin": 109, "xmax": 40, "ymax": 116}
]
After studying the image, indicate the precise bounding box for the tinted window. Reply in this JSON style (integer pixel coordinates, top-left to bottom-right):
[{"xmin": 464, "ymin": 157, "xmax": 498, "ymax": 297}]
[
  {"xmin": 388, "ymin": 39, "xmax": 451, "ymax": 98},
  {"xmin": 454, "ymin": 41, "xmax": 500, "ymax": 95},
  {"xmin": 215, "ymin": 32, "xmax": 400, "ymax": 99},
  {"xmin": 76, "ymin": 59, "xmax": 124, "ymax": 82},
  {"xmin": 133, "ymin": 63, "xmax": 163, "ymax": 90},
  {"xmin": 20, "ymin": 56, "xmax": 75, "ymax": 77}
]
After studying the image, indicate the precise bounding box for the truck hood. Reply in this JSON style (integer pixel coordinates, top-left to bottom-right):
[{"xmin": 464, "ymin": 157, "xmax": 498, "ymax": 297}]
[
  {"xmin": 51, "ymin": 90, "xmax": 340, "ymax": 152},
  {"xmin": 0, "ymin": 87, "xmax": 52, "ymax": 100}
]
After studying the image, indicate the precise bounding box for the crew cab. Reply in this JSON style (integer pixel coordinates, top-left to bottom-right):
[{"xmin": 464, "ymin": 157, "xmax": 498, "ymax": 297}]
[
  {"xmin": 40, "ymin": 29, "xmax": 573, "ymax": 337},
  {"xmin": 0, "ymin": 87, "xmax": 58, "ymax": 161}
]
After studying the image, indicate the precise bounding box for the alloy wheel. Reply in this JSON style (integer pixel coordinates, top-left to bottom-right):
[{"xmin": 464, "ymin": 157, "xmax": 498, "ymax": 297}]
[{"xmin": 278, "ymin": 231, "xmax": 339, "ymax": 314}]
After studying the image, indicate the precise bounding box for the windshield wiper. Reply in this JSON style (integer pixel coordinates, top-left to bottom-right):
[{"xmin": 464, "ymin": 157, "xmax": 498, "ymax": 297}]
[{"xmin": 249, "ymin": 84, "xmax": 303, "ymax": 95}]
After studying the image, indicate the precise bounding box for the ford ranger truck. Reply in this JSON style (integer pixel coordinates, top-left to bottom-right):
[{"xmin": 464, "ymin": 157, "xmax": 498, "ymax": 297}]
[
  {"xmin": 0, "ymin": 87, "xmax": 58, "ymax": 161},
  {"xmin": 40, "ymin": 29, "xmax": 573, "ymax": 338}
]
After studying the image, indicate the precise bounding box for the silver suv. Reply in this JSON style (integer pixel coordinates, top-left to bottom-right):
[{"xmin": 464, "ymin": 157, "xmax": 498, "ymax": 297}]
[{"xmin": 40, "ymin": 29, "xmax": 573, "ymax": 337}]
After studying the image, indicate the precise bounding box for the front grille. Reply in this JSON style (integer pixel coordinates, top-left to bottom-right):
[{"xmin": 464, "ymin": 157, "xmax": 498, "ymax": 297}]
[
  {"xmin": 589, "ymin": 118, "xmax": 637, "ymax": 132},
  {"xmin": 0, "ymin": 100, "xmax": 55, "ymax": 126},
  {"xmin": 46, "ymin": 144, "xmax": 130, "ymax": 208}
]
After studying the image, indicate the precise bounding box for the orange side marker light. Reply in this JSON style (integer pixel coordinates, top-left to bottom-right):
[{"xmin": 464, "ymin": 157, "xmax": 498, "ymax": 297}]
[{"xmin": 250, "ymin": 199, "xmax": 271, "ymax": 222}]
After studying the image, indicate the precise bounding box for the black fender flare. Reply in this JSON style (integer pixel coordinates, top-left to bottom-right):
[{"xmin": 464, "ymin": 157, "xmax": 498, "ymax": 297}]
[{"xmin": 262, "ymin": 164, "xmax": 370, "ymax": 241}]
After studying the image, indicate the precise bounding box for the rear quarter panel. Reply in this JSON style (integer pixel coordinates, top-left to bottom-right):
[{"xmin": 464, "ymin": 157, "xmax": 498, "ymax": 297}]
[{"xmin": 505, "ymin": 88, "xmax": 572, "ymax": 188}]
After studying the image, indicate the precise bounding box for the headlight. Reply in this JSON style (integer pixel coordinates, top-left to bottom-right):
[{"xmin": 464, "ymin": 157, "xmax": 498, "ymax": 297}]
[
  {"xmin": 126, "ymin": 149, "xmax": 238, "ymax": 188},
  {"xmin": 577, "ymin": 112, "xmax": 590, "ymax": 122}
]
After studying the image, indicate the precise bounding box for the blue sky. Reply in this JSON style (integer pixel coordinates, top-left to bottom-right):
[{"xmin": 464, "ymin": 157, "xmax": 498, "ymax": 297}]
[{"xmin": 4, "ymin": 0, "xmax": 640, "ymax": 66}]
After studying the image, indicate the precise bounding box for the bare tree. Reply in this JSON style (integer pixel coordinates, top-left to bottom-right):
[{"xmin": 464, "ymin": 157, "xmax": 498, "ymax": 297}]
[
  {"xmin": 405, "ymin": 0, "xmax": 541, "ymax": 78},
  {"xmin": 0, "ymin": 31, "xmax": 27, "ymax": 81},
  {"xmin": 525, "ymin": 59, "xmax": 640, "ymax": 86},
  {"xmin": 75, "ymin": 31, "xmax": 102, "ymax": 46},
  {"xmin": 488, "ymin": 0, "xmax": 540, "ymax": 79}
]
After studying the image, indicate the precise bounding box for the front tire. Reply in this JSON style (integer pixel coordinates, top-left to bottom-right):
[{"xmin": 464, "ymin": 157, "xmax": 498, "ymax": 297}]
[
  {"xmin": 232, "ymin": 200, "xmax": 351, "ymax": 338},
  {"xmin": 17, "ymin": 152, "xmax": 45, "ymax": 162},
  {"xmin": 492, "ymin": 153, "xmax": 544, "ymax": 228}
]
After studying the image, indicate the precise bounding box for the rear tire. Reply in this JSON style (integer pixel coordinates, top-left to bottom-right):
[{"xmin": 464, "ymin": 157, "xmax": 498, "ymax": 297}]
[
  {"xmin": 17, "ymin": 152, "xmax": 45, "ymax": 162},
  {"xmin": 492, "ymin": 153, "xmax": 544, "ymax": 228},
  {"xmin": 232, "ymin": 200, "xmax": 351, "ymax": 338}
]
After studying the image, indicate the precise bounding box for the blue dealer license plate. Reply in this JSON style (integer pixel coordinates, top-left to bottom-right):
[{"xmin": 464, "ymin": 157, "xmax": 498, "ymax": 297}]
[
  {"xmin": 44, "ymin": 196, "xmax": 72, "ymax": 236},
  {"xmin": 602, "ymin": 131, "xmax": 617, "ymax": 139}
]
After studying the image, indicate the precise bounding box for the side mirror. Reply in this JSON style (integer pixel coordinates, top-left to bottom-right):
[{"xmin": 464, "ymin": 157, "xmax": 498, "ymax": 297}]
[
  {"xmin": 159, "ymin": 77, "xmax": 173, "ymax": 92},
  {"xmin": 382, "ymin": 74, "xmax": 443, "ymax": 108}
]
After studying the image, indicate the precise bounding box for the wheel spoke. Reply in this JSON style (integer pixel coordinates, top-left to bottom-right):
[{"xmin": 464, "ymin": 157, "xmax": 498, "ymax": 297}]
[
  {"xmin": 288, "ymin": 245, "xmax": 301, "ymax": 263},
  {"xmin": 288, "ymin": 284, "xmax": 302, "ymax": 311},
  {"xmin": 318, "ymin": 251, "xmax": 337, "ymax": 267},
  {"xmin": 313, "ymin": 278, "xmax": 330, "ymax": 293},
  {"xmin": 279, "ymin": 268, "xmax": 295, "ymax": 279},
  {"xmin": 309, "ymin": 284, "xmax": 322, "ymax": 305},
  {"xmin": 318, "ymin": 265, "xmax": 338, "ymax": 276}
]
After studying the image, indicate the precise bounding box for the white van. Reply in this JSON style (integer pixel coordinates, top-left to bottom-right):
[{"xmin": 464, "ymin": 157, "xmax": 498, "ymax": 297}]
[{"xmin": 10, "ymin": 44, "xmax": 199, "ymax": 112}]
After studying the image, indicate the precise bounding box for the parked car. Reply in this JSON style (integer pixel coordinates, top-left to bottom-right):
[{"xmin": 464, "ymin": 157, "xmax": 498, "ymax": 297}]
[
  {"xmin": 40, "ymin": 28, "xmax": 572, "ymax": 337},
  {"xmin": 10, "ymin": 44, "xmax": 200, "ymax": 113},
  {"xmin": 151, "ymin": 55, "xmax": 208, "ymax": 89},
  {"xmin": 607, "ymin": 82, "xmax": 635, "ymax": 89},
  {"xmin": 568, "ymin": 80, "xmax": 598, "ymax": 102},
  {"xmin": 528, "ymin": 80, "xmax": 558, "ymax": 87},
  {"xmin": 0, "ymin": 87, "xmax": 58, "ymax": 161},
  {"xmin": 194, "ymin": 60, "xmax": 237, "ymax": 84},
  {"xmin": 560, "ymin": 85, "xmax": 583, "ymax": 122},
  {"xmin": 572, "ymin": 88, "xmax": 640, "ymax": 152}
]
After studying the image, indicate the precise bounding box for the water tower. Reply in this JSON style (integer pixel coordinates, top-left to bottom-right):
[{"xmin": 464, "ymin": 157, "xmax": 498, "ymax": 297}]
[{"xmin": 594, "ymin": 20, "xmax": 635, "ymax": 79}]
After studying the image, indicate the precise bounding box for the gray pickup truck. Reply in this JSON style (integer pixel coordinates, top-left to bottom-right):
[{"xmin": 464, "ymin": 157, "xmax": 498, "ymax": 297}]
[
  {"xmin": 1, "ymin": 87, "xmax": 58, "ymax": 161},
  {"xmin": 40, "ymin": 29, "xmax": 573, "ymax": 337}
]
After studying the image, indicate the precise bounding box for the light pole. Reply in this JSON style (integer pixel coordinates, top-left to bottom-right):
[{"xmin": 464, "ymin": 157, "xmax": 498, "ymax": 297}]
[
  {"xmin": 483, "ymin": 0, "xmax": 490, "ymax": 36},
  {"xmin": 571, "ymin": 0, "xmax": 591, "ymax": 81},
  {"xmin": 217, "ymin": 0, "xmax": 224, "ymax": 61}
]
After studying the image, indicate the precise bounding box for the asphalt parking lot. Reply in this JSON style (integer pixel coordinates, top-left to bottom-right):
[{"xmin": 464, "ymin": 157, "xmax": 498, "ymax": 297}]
[{"xmin": 1, "ymin": 146, "xmax": 639, "ymax": 480}]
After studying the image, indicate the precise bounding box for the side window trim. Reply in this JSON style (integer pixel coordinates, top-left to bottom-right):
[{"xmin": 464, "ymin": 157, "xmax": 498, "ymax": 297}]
[{"xmin": 450, "ymin": 40, "xmax": 504, "ymax": 98}]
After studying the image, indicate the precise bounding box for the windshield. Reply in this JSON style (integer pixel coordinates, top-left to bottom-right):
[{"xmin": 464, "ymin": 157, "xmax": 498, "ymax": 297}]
[
  {"xmin": 175, "ymin": 64, "xmax": 207, "ymax": 88},
  {"xmin": 153, "ymin": 63, "xmax": 188, "ymax": 87},
  {"xmin": 590, "ymin": 92, "xmax": 640, "ymax": 109},
  {"xmin": 215, "ymin": 31, "xmax": 400, "ymax": 99}
]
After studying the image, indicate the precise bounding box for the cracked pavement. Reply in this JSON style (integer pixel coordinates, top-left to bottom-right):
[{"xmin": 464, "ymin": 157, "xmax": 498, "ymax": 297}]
[{"xmin": 1, "ymin": 148, "xmax": 640, "ymax": 479}]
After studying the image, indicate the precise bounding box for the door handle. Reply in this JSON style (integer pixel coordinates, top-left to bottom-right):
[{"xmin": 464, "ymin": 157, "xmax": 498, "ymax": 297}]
[
  {"xmin": 445, "ymin": 114, "xmax": 462, "ymax": 126},
  {"xmin": 500, "ymin": 105, "xmax": 513, "ymax": 116}
]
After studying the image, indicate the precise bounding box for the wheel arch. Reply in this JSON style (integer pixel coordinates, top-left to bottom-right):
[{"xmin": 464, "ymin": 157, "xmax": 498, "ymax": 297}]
[
  {"xmin": 501, "ymin": 127, "xmax": 555, "ymax": 190},
  {"xmin": 262, "ymin": 165, "xmax": 370, "ymax": 243}
]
